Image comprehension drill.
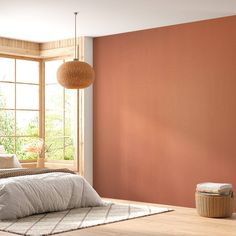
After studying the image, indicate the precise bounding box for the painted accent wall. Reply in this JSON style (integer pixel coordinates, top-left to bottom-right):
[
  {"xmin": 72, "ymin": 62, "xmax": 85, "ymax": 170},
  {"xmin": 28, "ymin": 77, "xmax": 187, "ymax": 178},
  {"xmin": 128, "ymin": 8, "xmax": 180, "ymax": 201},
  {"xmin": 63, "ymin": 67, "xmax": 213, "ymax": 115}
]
[{"xmin": 93, "ymin": 16, "xmax": 236, "ymax": 209}]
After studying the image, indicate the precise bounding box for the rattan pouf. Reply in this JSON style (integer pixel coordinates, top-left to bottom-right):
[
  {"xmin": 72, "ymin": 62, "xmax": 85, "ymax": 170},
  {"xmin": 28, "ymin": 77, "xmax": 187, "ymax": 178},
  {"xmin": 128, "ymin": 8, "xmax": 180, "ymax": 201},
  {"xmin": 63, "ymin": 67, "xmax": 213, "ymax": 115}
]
[
  {"xmin": 195, "ymin": 192, "xmax": 234, "ymax": 218},
  {"xmin": 195, "ymin": 182, "xmax": 234, "ymax": 218}
]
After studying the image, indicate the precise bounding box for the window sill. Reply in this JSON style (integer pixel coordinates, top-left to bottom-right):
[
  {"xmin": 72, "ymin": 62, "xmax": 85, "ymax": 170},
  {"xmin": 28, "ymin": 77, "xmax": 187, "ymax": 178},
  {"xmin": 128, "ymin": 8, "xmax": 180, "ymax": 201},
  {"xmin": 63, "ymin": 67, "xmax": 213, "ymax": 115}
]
[{"xmin": 20, "ymin": 159, "xmax": 75, "ymax": 171}]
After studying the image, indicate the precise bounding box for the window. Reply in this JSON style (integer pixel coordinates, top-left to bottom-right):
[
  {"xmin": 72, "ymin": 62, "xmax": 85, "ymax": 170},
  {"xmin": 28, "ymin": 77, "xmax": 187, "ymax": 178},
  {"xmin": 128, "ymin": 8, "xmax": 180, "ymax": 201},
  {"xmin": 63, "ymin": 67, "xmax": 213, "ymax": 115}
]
[
  {"xmin": 45, "ymin": 60, "xmax": 76, "ymax": 160},
  {"xmin": 0, "ymin": 57, "xmax": 40, "ymax": 160},
  {"xmin": 0, "ymin": 56, "xmax": 77, "ymax": 162}
]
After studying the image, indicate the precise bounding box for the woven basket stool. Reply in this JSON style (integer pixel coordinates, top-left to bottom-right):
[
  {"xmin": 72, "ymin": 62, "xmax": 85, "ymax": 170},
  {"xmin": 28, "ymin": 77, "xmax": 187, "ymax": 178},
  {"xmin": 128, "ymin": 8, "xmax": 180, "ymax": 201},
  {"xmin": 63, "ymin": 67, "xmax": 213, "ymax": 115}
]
[{"xmin": 195, "ymin": 191, "xmax": 234, "ymax": 218}]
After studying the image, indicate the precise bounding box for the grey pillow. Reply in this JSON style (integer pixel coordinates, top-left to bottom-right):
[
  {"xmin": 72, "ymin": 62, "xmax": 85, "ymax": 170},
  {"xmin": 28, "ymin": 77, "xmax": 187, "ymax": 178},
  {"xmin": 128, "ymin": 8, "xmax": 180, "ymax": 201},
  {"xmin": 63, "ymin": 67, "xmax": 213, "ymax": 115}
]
[{"xmin": 0, "ymin": 154, "xmax": 22, "ymax": 169}]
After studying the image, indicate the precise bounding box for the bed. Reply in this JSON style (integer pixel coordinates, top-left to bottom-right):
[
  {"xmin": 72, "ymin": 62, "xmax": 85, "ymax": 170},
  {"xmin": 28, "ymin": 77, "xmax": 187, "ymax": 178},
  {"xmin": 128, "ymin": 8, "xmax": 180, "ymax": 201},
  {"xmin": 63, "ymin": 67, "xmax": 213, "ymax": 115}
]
[
  {"xmin": 0, "ymin": 168, "xmax": 104, "ymax": 220},
  {"xmin": 0, "ymin": 153, "xmax": 105, "ymax": 220}
]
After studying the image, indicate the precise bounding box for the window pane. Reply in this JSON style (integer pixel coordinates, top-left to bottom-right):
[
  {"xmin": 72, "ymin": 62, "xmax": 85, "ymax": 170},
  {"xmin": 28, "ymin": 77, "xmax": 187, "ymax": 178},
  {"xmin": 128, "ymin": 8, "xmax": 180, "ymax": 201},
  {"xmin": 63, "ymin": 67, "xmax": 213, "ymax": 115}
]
[
  {"xmin": 16, "ymin": 60, "xmax": 39, "ymax": 84},
  {"xmin": 0, "ymin": 58, "xmax": 14, "ymax": 82},
  {"xmin": 65, "ymin": 89, "xmax": 76, "ymax": 111},
  {"xmin": 65, "ymin": 112, "xmax": 75, "ymax": 136},
  {"xmin": 65, "ymin": 90, "xmax": 75, "ymax": 161},
  {"xmin": 45, "ymin": 111, "xmax": 63, "ymax": 137},
  {"xmin": 45, "ymin": 137, "xmax": 63, "ymax": 160},
  {"xmin": 0, "ymin": 137, "xmax": 15, "ymax": 154},
  {"xmin": 65, "ymin": 90, "xmax": 76, "ymax": 136},
  {"xmin": 45, "ymin": 85, "xmax": 63, "ymax": 111},
  {"xmin": 16, "ymin": 137, "xmax": 39, "ymax": 160},
  {"xmin": 45, "ymin": 59, "xmax": 76, "ymax": 161},
  {"xmin": 0, "ymin": 110, "xmax": 15, "ymax": 136},
  {"xmin": 65, "ymin": 137, "xmax": 75, "ymax": 160},
  {"xmin": 16, "ymin": 111, "xmax": 39, "ymax": 136},
  {"xmin": 0, "ymin": 82, "xmax": 14, "ymax": 109},
  {"xmin": 16, "ymin": 84, "xmax": 39, "ymax": 109},
  {"xmin": 45, "ymin": 60, "xmax": 63, "ymax": 85}
]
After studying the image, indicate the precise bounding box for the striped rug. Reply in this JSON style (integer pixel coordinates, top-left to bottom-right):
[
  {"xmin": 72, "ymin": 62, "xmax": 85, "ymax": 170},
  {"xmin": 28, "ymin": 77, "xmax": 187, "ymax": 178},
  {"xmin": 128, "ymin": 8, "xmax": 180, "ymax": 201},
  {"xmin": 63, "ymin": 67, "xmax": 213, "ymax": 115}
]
[{"xmin": 0, "ymin": 202, "xmax": 172, "ymax": 236}]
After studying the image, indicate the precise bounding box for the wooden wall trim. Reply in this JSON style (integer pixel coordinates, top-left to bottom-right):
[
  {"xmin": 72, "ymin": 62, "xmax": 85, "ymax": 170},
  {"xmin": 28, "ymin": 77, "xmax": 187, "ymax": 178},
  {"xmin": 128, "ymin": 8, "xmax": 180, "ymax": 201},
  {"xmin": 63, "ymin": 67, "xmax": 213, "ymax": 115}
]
[
  {"xmin": 0, "ymin": 37, "xmax": 39, "ymax": 50},
  {"xmin": 0, "ymin": 37, "xmax": 78, "ymax": 58},
  {"xmin": 40, "ymin": 38, "xmax": 76, "ymax": 58},
  {"xmin": 40, "ymin": 38, "xmax": 75, "ymax": 50},
  {"xmin": 0, "ymin": 37, "xmax": 40, "ymax": 57},
  {"xmin": 39, "ymin": 47, "xmax": 74, "ymax": 58}
]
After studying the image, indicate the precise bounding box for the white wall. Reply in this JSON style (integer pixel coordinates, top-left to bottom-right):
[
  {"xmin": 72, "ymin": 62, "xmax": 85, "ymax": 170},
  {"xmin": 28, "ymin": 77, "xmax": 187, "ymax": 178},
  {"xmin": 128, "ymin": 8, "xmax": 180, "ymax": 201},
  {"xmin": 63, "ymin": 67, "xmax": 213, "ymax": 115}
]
[{"xmin": 81, "ymin": 37, "xmax": 93, "ymax": 185}]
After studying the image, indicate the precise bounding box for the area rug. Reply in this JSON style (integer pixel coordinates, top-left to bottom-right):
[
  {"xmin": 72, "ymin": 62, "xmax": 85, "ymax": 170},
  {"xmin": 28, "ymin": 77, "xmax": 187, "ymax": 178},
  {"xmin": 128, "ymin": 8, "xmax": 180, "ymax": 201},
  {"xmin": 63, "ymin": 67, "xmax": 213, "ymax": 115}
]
[{"xmin": 0, "ymin": 202, "xmax": 172, "ymax": 236}]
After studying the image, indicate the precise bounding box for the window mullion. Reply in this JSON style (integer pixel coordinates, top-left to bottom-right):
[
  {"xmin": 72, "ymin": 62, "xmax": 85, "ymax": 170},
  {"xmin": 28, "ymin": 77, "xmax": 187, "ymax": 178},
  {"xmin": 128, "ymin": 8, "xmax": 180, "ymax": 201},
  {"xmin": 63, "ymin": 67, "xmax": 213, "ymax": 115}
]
[
  {"xmin": 63, "ymin": 88, "xmax": 65, "ymax": 160},
  {"xmin": 39, "ymin": 61, "xmax": 45, "ymax": 164},
  {"xmin": 14, "ymin": 59, "xmax": 16, "ymax": 153}
]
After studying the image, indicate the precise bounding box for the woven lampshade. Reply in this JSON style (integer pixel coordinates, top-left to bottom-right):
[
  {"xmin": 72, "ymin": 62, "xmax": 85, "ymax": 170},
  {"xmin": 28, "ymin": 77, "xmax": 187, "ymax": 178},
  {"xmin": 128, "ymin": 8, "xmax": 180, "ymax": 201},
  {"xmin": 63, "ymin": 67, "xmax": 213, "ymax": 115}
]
[{"xmin": 57, "ymin": 60, "xmax": 95, "ymax": 89}]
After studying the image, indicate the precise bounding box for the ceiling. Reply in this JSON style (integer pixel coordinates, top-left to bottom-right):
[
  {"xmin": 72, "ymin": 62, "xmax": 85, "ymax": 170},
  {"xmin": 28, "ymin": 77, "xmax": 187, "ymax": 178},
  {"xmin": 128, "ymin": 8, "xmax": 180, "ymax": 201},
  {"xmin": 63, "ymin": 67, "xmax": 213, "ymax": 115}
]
[{"xmin": 0, "ymin": 0, "xmax": 236, "ymax": 42}]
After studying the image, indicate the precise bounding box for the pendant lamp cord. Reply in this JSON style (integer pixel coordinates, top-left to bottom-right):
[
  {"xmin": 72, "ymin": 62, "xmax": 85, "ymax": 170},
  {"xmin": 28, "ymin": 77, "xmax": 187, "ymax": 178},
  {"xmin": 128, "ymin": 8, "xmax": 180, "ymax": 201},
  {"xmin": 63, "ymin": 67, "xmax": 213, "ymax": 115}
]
[{"xmin": 74, "ymin": 12, "xmax": 78, "ymax": 60}]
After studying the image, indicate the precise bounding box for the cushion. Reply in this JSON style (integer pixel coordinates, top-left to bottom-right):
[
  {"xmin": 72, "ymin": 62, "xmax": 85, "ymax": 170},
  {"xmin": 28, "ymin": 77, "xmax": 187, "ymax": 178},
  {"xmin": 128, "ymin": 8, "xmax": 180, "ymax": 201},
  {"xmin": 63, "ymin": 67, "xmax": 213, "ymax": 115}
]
[
  {"xmin": 196, "ymin": 182, "xmax": 233, "ymax": 195},
  {"xmin": 0, "ymin": 154, "xmax": 22, "ymax": 169}
]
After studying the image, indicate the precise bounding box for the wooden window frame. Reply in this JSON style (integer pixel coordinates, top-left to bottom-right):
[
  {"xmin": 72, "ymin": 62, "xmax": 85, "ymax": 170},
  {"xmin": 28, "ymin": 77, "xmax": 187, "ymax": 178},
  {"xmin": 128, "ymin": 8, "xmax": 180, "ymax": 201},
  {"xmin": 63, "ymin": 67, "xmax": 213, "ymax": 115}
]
[
  {"xmin": 0, "ymin": 55, "xmax": 78, "ymax": 171},
  {"xmin": 0, "ymin": 37, "xmax": 85, "ymax": 173},
  {"xmin": 43, "ymin": 57, "xmax": 78, "ymax": 169},
  {"xmin": 0, "ymin": 55, "xmax": 41, "ymax": 166}
]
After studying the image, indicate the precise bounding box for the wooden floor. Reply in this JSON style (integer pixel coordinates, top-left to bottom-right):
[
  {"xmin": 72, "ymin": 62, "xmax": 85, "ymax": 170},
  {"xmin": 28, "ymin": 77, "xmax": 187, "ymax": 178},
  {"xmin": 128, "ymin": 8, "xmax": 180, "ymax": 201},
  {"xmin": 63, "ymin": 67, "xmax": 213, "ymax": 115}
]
[{"xmin": 2, "ymin": 199, "xmax": 235, "ymax": 236}]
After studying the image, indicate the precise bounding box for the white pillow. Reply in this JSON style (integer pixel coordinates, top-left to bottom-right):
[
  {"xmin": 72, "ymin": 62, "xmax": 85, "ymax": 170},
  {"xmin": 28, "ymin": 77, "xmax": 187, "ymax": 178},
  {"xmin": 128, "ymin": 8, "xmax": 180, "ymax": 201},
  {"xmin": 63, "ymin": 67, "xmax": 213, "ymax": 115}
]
[{"xmin": 0, "ymin": 154, "xmax": 22, "ymax": 169}]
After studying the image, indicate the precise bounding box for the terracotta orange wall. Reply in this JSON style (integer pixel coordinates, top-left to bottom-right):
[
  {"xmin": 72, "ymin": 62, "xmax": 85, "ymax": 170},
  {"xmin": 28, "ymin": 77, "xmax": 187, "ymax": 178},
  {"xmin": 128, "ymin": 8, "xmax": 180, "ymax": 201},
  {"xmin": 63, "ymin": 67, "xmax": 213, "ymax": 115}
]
[{"xmin": 93, "ymin": 16, "xmax": 236, "ymax": 209}]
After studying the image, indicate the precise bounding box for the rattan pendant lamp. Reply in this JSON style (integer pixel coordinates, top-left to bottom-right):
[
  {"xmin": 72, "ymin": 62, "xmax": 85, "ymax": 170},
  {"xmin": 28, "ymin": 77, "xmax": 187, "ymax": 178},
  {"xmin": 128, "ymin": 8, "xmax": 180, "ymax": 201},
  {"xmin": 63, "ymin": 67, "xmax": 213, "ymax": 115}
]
[{"xmin": 57, "ymin": 12, "xmax": 95, "ymax": 89}]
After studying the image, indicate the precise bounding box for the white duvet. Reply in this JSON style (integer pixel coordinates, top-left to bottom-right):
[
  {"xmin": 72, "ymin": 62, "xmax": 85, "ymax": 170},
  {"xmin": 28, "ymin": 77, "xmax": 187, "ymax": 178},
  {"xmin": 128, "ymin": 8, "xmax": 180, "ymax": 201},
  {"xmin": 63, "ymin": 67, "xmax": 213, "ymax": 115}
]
[{"xmin": 0, "ymin": 172, "xmax": 104, "ymax": 220}]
